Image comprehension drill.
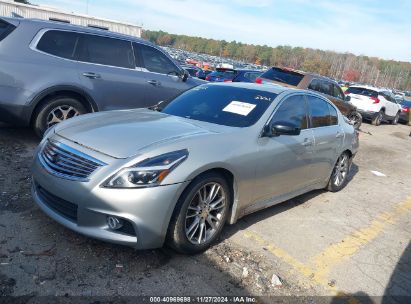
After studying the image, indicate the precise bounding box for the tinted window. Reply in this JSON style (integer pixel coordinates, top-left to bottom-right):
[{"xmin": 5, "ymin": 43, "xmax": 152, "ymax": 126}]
[
  {"xmin": 328, "ymin": 103, "xmax": 338, "ymax": 125},
  {"xmin": 307, "ymin": 96, "xmax": 332, "ymax": 128},
  {"xmin": 139, "ymin": 44, "xmax": 179, "ymax": 74},
  {"xmin": 37, "ymin": 30, "xmax": 80, "ymax": 60},
  {"xmin": 308, "ymin": 79, "xmax": 321, "ymax": 91},
  {"xmin": 78, "ymin": 35, "xmax": 133, "ymax": 68},
  {"xmin": 319, "ymin": 81, "xmax": 333, "ymax": 95},
  {"xmin": 243, "ymin": 72, "xmax": 261, "ymax": 82},
  {"xmin": 261, "ymin": 67, "xmax": 304, "ymax": 86},
  {"xmin": 345, "ymin": 87, "xmax": 378, "ymax": 98},
  {"xmin": 162, "ymin": 85, "xmax": 277, "ymax": 127},
  {"xmin": 333, "ymin": 84, "xmax": 344, "ymax": 100},
  {"xmin": 271, "ymin": 95, "xmax": 308, "ymax": 130},
  {"xmin": 0, "ymin": 20, "xmax": 16, "ymax": 42}
]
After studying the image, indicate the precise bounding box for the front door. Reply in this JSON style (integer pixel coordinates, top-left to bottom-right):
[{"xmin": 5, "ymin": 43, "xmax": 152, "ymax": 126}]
[{"xmin": 254, "ymin": 94, "xmax": 314, "ymax": 204}]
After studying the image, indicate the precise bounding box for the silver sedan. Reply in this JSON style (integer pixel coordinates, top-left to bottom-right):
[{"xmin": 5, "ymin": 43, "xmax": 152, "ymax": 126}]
[{"xmin": 31, "ymin": 83, "xmax": 359, "ymax": 254}]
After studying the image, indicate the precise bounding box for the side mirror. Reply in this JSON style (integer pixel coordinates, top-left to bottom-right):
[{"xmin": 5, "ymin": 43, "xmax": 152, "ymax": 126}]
[
  {"xmin": 345, "ymin": 95, "xmax": 351, "ymax": 102},
  {"xmin": 180, "ymin": 70, "xmax": 189, "ymax": 82},
  {"xmin": 264, "ymin": 122, "xmax": 301, "ymax": 137}
]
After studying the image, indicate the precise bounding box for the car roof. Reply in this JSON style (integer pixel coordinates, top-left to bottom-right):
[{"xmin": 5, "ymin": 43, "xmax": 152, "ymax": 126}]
[
  {"xmin": 4, "ymin": 17, "xmax": 152, "ymax": 46},
  {"xmin": 208, "ymin": 82, "xmax": 290, "ymax": 95}
]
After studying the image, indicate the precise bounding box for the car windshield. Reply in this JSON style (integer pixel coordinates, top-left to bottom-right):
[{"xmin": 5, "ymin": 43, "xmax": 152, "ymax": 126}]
[
  {"xmin": 211, "ymin": 69, "xmax": 237, "ymax": 79},
  {"xmin": 161, "ymin": 85, "xmax": 277, "ymax": 127},
  {"xmin": 261, "ymin": 67, "xmax": 304, "ymax": 86},
  {"xmin": 345, "ymin": 87, "xmax": 378, "ymax": 97}
]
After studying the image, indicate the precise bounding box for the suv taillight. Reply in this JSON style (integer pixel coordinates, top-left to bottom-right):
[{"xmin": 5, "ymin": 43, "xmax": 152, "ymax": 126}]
[
  {"xmin": 255, "ymin": 77, "xmax": 263, "ymax": 84},
  {"xmin": 402, "ymin": 107, "xmax": 410, "ymax": 112},
  {"xmin": 370, "ymin": 96, "xmax": 380, "ymax": 104}
]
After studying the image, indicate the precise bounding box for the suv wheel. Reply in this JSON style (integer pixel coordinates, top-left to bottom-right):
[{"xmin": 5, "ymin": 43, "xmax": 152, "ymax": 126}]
[
  {"xmin": 347, "ymin": 111, "xmax": 362, "ymax": 130},
  {"xmin": 167, "ymin": 172, "xmax": 230, "ymax": 254},
  {"xmin": 371, "ymin": 110, "xmax": 384, "ymax": 126},
  {"xmin": 33, "ymin": 96, "xmax": 87, "ymax": 137},
  {"xmin": 391, "ymin": 112, "xmax": 400, "ymax": 125}
]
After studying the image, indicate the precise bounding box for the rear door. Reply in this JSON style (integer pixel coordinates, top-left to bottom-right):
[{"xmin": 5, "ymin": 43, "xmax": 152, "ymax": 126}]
[
  {"xmin": 76, "ymin": 33, "xmax": 149, "ymax": 111},
  {"xmin": 306, "ymin": 95, "xmax": 343, "ymax": 183},
  {"xmin": 134, "ymin": 43, "xmax": 194, "ymax": 104}
]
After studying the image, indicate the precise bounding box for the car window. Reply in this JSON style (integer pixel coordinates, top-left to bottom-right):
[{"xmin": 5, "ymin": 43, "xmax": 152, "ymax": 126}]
[
  {"xmin": 308, "ymin": 79, "xmax": 321, "ymax": 92},
  {"xmin": 260, "ymin": 67, "xmax": 304, "ymax": 86},
  {"xmin": 37, "ymin": 30, "xmax": 80, "ymax": 60},
  {"xmin": 161, "ymin": 85, "xmax": 277, "ymax": 127},
  {"xmin": 307, "ymin": 96, "xmax": 332, "ymax": 128},
  {"xmin": 319, "ymin": 81, "xmax": 333, "ymax": 96},
  {"xmin": 346, "ymin": 87, "xmax": 378, "ymax": 97},
  {"xmin": 138, "ymin": 44, "xmax": 179, "ymax": 75},
  {"xmin": 78, "ymin": 34, "xmax": 134, "ymax": 68},
  {"xmin": 0, "ymin": 19, "xmax": 16, "ymax": 42},
  {"xmin": 332, "ymin": 84, "xmax": 344, "ymax": 100},
  {"xmin": 244, "ymin": 72, "xmax": 261, "ymax": 82},
  {"xmin": 328, "ymin": 103, "xmax": 338, "ymax": 125},
  {"xmin": 271, "ymin": 95, "xmax": 308, "ymax": 130}
]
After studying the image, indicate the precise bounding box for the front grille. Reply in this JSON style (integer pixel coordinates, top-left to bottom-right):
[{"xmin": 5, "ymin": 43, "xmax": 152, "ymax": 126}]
[
  {"xmin": 37, "ymin": 185, "xmax": 78, "ymax": 222},
  {"xmin": 40, "ymin": 140, "xmax": 106, "ymax": 181}
]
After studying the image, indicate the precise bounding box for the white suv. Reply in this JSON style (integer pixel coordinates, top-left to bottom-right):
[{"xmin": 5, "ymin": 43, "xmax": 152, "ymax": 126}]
[{"xmin": 345, "ymin": 86, "xmax": 402, "ymax": 126}]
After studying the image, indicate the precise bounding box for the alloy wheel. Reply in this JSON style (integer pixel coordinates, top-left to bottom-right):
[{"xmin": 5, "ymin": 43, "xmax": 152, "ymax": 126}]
[
  {"xmin": 185, "ymin": 182, "xmax": 226, "ymax": 245},
  {"xmin": 333, "ymin": 154, "xmax": 349, "ymax": 187},
  {"xmin": 47, "ymin": 105, "xmax": 80, "ymax": 128}
]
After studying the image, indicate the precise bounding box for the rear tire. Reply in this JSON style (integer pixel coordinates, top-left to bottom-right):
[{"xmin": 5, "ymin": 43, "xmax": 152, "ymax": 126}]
[
  {"xmin": 327, "ymin": 152, "xmax": 351, "ymax": 192},
  {"xmin": 391, "ymin": 112, "xmax": 400, "ymax": 125},
  {"xmin": 371, "ymin": 110, "xmax": 383, "ymax": 126},
  {"xmin": 167, "ymin": 172, "xmax": 230, "ymax": 254},
  {"xmin": 33, "ymin": 96, "xmax": 87, "ymax": 137}
]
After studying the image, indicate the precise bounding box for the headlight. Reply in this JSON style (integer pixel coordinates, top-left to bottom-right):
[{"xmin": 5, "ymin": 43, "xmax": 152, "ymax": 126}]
[{"xmin": 102, "ymin": 149, "xmax": 189, "ymax": 188}]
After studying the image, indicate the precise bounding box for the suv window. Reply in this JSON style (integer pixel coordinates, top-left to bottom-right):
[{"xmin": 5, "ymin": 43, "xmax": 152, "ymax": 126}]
[
  {"xmin": 309, "ymin": 79, "xmax": 333, "ymax": 96},
  {"xmin": 271, "ymin": 95, "xmax": 308, "ymax": 130},
  {"xmin": 37, "ymin": 30, "xmax": 80, "ymax": 60},
  {"xmin": 332, "ymin": 84, "xmax": 345, "ymax": 100},
  {"xmin": 345, "ymin": 87, "xmax": 378, "ymax": 98},
  {"xmin": 0, "ymin": 20, "xmax": 16, "ymax": 42},
  {"xmin": 78, "ymin": 34, "xmax": 134, "ymax": 68},
  {"xmin": 137, "ymin": 44, "xmax": 179, "ymax": 74},
  {"xmin": 261, "ymin": 67, "xmax": 304, "ymax": 86},
  {"xmin": 244, "ymin": 72, "xmax": 261, "ymax": 82},
  {"xmin": 307, "ymin": 96, "xmax": 332, "ymax": 128}
]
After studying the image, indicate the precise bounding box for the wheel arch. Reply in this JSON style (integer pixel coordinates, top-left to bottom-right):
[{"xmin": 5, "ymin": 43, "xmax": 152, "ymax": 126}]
[{"xmin": 29, "ymin": 85, "xmax": 98, "ymax": 125}]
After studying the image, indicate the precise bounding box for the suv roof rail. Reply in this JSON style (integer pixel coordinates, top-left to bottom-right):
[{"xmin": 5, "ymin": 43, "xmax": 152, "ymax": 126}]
[
  {"xmin": 87, "ymin": 24, "xmax": 109, "ymax": 30},
  {"xmin": 49, "ymin": 18, "xmax": 70, "ymax": 24}
]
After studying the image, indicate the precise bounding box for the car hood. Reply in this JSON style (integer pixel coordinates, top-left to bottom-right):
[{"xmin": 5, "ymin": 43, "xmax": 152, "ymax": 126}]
[{"xmin": 55, "ymin": 109, "xmax": 215, "ymax": 159}]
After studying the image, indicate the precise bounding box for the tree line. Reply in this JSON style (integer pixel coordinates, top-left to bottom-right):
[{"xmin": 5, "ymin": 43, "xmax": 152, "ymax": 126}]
[{"xmin": 143, "ymin": 30, "xmax": 411, "ymax": 91}]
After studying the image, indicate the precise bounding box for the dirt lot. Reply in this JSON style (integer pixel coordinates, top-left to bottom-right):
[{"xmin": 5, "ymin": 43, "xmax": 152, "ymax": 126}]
[{"xmin": 0, "ymin": 121, "xmax": 410, "ymax": 302}]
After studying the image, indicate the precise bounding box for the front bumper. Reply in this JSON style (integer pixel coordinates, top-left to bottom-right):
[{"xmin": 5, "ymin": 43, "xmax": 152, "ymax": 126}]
[{"xmin": 31, "ymin": 148, "xmax": 190, "ymax": 249}]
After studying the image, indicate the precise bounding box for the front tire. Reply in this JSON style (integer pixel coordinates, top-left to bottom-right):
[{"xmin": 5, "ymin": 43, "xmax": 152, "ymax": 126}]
[
  {"xmin": 391, "ymin": 112, "xmax": 400, "ymax": 125},
  {"xmin": 33, "ymin": 96, "xmax": 87, "ymax": 137},
  {"xmin": 327, "ymin": 152, "xmax": 351, "ymax": 192},
  {"xmin": 167, "ymin": 172, "xmax": 230, "ymax": 254},
  {"xmin": 371, "ymin": 110, "xmax": 383, "ymax": 126}
]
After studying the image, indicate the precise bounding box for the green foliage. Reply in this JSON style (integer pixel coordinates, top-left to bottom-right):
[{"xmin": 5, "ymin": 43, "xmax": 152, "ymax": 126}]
[{"xmin": 143, "ymin": 29, "xmax": 411, "ymax": 90}]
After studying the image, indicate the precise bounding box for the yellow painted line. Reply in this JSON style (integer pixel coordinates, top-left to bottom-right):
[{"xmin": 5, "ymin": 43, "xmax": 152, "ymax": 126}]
[
  {"xmin": 243, "ymin": 197, "xmax": 411, "ymax": 300},
  {"xmin": 310, "ymin": 197, "xmax": 411, "ymax": 283}
]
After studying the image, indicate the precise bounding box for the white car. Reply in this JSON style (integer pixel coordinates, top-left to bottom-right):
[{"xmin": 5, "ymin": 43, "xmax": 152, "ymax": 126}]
[{"xmin": 345, "ymin": 86, "xmax": 402, "ymax": 126}]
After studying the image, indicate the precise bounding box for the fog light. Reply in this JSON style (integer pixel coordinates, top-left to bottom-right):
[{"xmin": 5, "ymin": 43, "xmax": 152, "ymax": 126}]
[{"xmin": 107, "ymin": 216, "xmax": 123, "ymax": 230}]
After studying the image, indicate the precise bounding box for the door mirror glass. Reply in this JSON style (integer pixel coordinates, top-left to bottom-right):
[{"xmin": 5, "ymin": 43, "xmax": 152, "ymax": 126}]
[{"xmin": 345, "ymin": 95, "xmax": 351, "ymax": 102}]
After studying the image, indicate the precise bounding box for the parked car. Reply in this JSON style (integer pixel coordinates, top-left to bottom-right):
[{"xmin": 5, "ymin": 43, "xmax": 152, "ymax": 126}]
[
  {"xmin": 344, "ymin": 86, "xmax": 402, "ymax": 126},
  {"xmin": 196, "ymin": 69, "xmax": 213, "ymax": 80},
  {"xmin": 397, "ymin": 98, "xmax": 411, "ymax": 125},
  {"xmin": 0, "ymin": 17, "xmax": 204, "ymax": 137},
  {"xmin": 256, "ymin": 67, "xmax": 362, "ymax": 129},
  {"xmin": 32, "ymin": 83, "xmax": 358, "ymax": 254},
  {"xmin": 206, "ymin": 68, "xmax": 262, "ymax": 83}
]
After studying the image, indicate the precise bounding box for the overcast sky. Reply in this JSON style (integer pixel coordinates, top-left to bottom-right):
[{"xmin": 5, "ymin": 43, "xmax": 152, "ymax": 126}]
[{"xmin": 29, "ymin": 0, "xmax": 411, "ymax": 62}]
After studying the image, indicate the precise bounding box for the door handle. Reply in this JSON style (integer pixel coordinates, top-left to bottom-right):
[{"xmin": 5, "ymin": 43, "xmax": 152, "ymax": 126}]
[
  {"xmin": 302, "ymin": 139, "xmax": 313, "ymax": 147},
  {"xmin": 147, "ymin": 80, "xmax": 161, "ymax": 86},
  {"xmin": 82, "ymin": 72, "xmax": 101, "ymax": 79},
  {"xmin": 336, "ymin": 132, "xmax": 344, "ymax": 139}
]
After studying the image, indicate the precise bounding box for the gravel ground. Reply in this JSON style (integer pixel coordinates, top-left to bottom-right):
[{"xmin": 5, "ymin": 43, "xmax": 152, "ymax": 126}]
[{"xmin": 0, "ymin": 121, "xmax": 410, "ymax": 303}]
